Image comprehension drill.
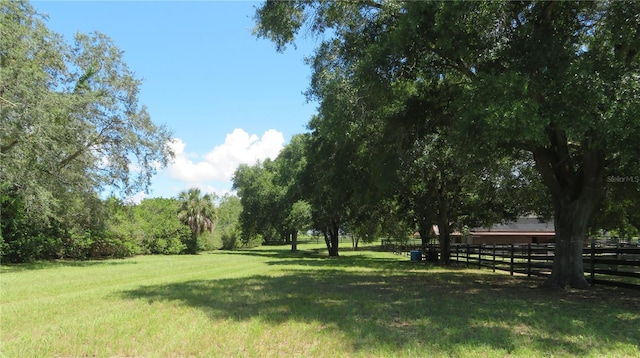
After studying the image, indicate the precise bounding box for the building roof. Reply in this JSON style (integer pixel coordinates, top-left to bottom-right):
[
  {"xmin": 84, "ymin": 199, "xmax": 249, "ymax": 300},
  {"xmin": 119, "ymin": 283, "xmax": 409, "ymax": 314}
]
[
  {"xmin": 473, "ymin": 217, "xmax": 554, "ymax": 233},
  {"xmin": 446, "ymin": 217, "xmax": 555, "ymax": 237},
  {"xmin": 471, "ymin": 231, "xmax": 555, "ymax": 237}
]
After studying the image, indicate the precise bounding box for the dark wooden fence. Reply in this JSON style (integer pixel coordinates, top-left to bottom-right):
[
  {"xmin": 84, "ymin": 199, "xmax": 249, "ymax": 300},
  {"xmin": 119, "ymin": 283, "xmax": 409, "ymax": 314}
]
[
  {"xmin": 381, "ymin": 238, "xmax": 424, "ymax": 254},
  {"xmin": 388, "ymin": 241, "xmax": 640, "ymax": 289}
]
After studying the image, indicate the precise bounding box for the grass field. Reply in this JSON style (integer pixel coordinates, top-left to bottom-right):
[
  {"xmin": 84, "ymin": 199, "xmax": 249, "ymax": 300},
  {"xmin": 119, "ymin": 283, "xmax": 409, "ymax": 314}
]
[{"xmin": 2, "ymin": 242, "xmax": 639, "ymax": 357}]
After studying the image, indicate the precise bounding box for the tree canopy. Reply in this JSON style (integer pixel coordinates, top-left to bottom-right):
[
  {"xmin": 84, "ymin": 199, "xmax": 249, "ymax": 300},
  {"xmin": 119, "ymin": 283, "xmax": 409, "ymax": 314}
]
[
  {"xmin": 1, "ymin": 1, "xmax": 173, "ymax": 261},
  {"xmin": 254, "ymin": 0, "xmax": 640, "ymax": 288},
  {"xmin": 178, "ymin": 188, "xmax": 217, "ymax": 254}
]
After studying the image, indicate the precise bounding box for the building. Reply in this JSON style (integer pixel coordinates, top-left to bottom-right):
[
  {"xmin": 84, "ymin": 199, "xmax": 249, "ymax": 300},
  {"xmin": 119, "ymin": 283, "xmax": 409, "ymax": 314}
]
[{"xmin": 450, "ymin": 217, "xmax": 555, "ymax": 245}]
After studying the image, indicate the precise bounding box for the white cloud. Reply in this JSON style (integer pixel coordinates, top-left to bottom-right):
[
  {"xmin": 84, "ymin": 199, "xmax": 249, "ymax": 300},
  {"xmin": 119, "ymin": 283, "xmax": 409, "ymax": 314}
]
[
  {"xmin": 166, "ymin": 128, "xmax": 285, "ymax": 184},
  {"xmin": 124, "ymin": 191, "xmax": 148, "ymax": 205}
]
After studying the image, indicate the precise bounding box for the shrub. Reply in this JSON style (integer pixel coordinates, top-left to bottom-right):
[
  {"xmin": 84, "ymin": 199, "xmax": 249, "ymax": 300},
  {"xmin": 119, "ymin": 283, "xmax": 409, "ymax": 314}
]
[
  {"xmin": 90, "ymin": 234, "xmax": 138, "ymax": 259},
  {"xmin": 164, "ymin": 236, "xmax": 187, "ymax": 255},
  {"xmin": 221, "ymin": 227, "xmax": 241, "ymax": 250},
  {"xmin": 198, "ymin": 231, "xmax": 222, "ymax": 252}
]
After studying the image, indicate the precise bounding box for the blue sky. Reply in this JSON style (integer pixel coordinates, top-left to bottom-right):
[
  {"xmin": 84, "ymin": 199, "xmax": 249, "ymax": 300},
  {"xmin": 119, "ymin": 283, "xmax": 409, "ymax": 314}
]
[{"xmin": 33, "ymin": 1, "xmax": 319, "ymax": 201}]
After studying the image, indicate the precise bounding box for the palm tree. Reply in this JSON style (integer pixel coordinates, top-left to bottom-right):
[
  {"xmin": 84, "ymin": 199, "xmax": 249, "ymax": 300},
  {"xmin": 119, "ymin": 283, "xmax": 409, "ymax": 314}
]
[{"xmin": 177, "ymin": 188, "xmax": 217, "ymax": 254}]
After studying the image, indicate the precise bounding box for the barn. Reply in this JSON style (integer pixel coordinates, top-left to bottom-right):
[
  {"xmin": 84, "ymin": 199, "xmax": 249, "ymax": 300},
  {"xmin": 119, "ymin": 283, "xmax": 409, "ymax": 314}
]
[{"xmin": 450, "ymin": 217, "xmax": 555, "ymax": 245}]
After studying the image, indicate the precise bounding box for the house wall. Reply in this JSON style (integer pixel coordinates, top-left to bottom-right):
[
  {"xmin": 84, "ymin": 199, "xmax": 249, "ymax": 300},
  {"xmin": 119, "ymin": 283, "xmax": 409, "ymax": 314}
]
[{"xmin": 471, "ymin": 234, "xmax": 555, "ymax": 245}]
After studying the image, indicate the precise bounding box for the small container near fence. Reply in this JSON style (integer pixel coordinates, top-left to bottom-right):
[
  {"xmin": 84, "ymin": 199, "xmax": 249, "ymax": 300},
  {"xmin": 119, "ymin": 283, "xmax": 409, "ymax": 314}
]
[{"xmin": 410, "ymin": 250, "xmax": 422, "ymax": 262}]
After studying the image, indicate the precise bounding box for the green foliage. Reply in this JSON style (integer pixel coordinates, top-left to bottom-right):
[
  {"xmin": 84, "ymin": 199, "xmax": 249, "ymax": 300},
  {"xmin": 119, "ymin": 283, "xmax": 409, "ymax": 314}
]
[
  {"xmin": 89, "ymin": 235, "xmax": 138, "ymax": 259},
  {"xmin": 0, "ymin": 2, "xmax": 173, "ymax": 262},
  {"xmin": 287, "ymin": 200, "xmax": 312, "ymax": 233},
  {"xmin": 101, "ymin": 197, "xmax": 194, "ymax": 256},
  {"xmin": 212, "ymin": 194, "xmax": 242, "ymax": 248},
  {"xmin": 233, "ymin": 160, "xmax": 285, "ymax": 244},
  {"xmin": 254, "ymin": 0, "xmax": 640, "ymax": 287},
  {"xmin": 220, "ymin": 226, "xmax": 241, "ymax": 250},
  {"xmin": 232, "ymin": 134, "xmax": 313, "ymax": 251},
  {"xmin": 590, "ymin": 170, "xmax": 640, "ymax": 239},
  {"xmin": 177, "ymin": 188, "xmax": 217, "ymax": 254},
  {"xmin": 135, "ymin": 198, "xmax": 190, "ymax": 254},
  {"xmin": 194, "ymin": 231, "xmax": 219, "ymax": 252}
]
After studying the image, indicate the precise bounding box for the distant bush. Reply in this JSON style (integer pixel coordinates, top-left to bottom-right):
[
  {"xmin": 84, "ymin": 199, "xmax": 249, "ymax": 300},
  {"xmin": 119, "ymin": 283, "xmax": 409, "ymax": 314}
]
[
  {"xmin": 198, "ymin": 231, "xmax": 222, "ymax": 252},
  {"xmin": 89, "ymin": 234, "xmax": 138, "ymax": 259},
  {"xmin": 221, "ymin": 227, "xmax": 241, "ymax": 250},
  {"xmin": 242, "ymin": 233, "xmax": 263, "ymax": 249}
]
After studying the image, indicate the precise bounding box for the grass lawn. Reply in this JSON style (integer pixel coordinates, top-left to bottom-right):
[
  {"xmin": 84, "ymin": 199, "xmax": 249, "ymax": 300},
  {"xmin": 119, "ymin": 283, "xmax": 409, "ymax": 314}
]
[{"xmin": 1, "ymin": 242, "xmax": 639, "ymax": 357}]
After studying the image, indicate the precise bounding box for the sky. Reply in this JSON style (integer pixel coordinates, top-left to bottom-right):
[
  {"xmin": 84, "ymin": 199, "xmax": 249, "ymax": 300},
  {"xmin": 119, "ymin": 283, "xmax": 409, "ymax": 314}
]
[{"xmin": 33, "ymin": 1, "xmax": 320, "ymax": 201}]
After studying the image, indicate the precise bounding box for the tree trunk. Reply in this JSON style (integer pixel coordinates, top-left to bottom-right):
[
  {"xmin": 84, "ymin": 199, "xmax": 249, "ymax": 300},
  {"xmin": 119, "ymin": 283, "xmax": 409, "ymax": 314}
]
[
  {"xmin": 323, "ymin": 230, "xmax": 331, "ymax": 253},
  {"xmin": 436, "ymin": 221, "xmax": 451, "ymax": 265},
  {"xmin": 329, "ymin": 221, "xmax": 339, "ymax": 257},
  {"xmin": 419, "ymin": 222, "xmax": 438, "ymax": 262},
  {"xmin": 351, "ymin": 233, "xmax": 359, "ymax": 250},
  {"xmin": 437, "ymin": 193, "xmax": 451, "ymax": 265},
  {"xmin": 291, "ymin": 230, "xmax": 298, "ymax": 252},
  {"xmin": 533, "ymin": 132, "xmax": 604, "ymax": 289},
  {"xmin": 188, "ymin": 233, "xmax": 198, "ymax": 255},
  {"xmin": 545, "ymin": 201, "xmax": 592, "ymax": 289},
  {"xmin": 324, "ymin": 217, "xmax": 340, "ymax": 257},
  {"xmin": 418, "ymin": 222, "xmax": 430, "ymax": 249}
]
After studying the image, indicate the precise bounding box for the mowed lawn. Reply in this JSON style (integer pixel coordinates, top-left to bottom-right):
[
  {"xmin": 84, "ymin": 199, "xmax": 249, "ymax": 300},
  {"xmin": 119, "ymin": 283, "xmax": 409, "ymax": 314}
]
[{"xmin": 2, "ymin": 243, "xmax": 639, "ymax": 357}]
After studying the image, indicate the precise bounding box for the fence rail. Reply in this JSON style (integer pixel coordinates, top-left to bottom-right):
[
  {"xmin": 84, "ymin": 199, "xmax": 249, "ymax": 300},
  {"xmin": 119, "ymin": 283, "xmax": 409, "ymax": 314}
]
[{"xmin": 386, "ymin": 241, "xmax": 640, "ymax": 289}]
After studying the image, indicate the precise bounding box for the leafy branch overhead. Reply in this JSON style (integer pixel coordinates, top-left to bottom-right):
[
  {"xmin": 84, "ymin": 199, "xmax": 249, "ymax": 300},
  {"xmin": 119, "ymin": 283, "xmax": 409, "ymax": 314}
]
[
  {"xmin": 1, "ymin": 1, "xmax": 174, "ymax": 261},
  {"xmin": 253, "ymin": 0, "xmax": 640, "ymax": 288},
  {"xmin": 1, "ymin": 1, "xmax": 174, "ymax": 225}
]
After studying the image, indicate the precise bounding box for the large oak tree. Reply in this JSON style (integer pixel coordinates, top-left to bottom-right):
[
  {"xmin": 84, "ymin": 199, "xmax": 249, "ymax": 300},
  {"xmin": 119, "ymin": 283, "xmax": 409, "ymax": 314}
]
[
  {"xmin": 254, "ymin": 0, "xmax": 640, "ymax": 288},
  {"xmin": 1, "ymin": 2, "xmax": 173, "ymax": 260}
]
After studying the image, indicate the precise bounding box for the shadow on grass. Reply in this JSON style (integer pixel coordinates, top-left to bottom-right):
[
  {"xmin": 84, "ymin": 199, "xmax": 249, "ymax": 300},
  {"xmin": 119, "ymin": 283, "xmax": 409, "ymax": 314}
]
[
  {"xmin": 222, "ymin": 247, "xmax": 419, "ymax": 272},
  {"xmin": 1, "ymin": 258, "xmax": 137, "ymax": 273},
  {"xmin": 119, "ymin": 252, "xmax": 640, "ymax": 356}
]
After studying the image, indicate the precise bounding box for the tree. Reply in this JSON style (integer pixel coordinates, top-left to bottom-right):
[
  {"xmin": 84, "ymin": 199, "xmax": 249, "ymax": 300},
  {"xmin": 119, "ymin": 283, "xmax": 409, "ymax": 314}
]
[
  {"xmin": 233, "ymin": 160, "xmax": 284, "ymax": 245},
  {"xmin": 233, "ymin": 135, "xmax": 312, "ymax": 251},
  {"xmin": 177, "ymin": 188, "xmax": 217, "ymax": 254},
  {"xmin": 254, "ymin": 0, "xmax": 640, "ymax": 288},
  {"xmin": 267, "ymin": 2, "xmax": 538, "ymax": 262},
  {"xmin": 273, "ymin": 134, "xmax": 312, "ymax": 252},
  {"xmin": 1, "ymin": 2, "xmax": 173, "ymax": 261},
  {"xmin": 286, "ymin": 200, "xmax": 312, "ymax": 252},
  {"xmin": 134, "ymin": 198, "xmax": 190, "ymax": 254},
  {"xmin": 300, "ymin": 40, "xmax": 389, "ymax": 257},
  {"xmin": 302, "ymin": 110, "xmax": 371, "ymax": 257},
  {"xmin": 215, "ymin": 194, "xmax": 242, "ymax": 236},
  {"xmin": 214, "ymin": 194, "xmax": 243, "ymax": 250},
  {"xmin": 590, "ymin": 172, "xmax": 640, "ymax": 240}
]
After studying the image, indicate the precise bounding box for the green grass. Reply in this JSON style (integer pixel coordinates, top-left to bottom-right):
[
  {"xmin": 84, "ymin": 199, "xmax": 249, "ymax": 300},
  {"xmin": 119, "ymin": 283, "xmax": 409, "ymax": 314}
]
[{"xmin": 2, "ymin": 242, "xmax": 639, "ymax": 357}]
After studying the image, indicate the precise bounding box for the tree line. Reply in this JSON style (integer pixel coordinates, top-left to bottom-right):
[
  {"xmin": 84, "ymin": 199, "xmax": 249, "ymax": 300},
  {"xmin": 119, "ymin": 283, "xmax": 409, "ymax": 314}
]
[
  {"xmin": 246, "ymin": 0, "xmax": 640, "ymax": 289},
  {"xmin": 2, "ymin": 186, "xmax": 242, "ymax": 262},
  {"xmin": 0, "ymin": 3, "xmax": 245, "ymax": 261},
  {"xmin": 2, "ymin": 1, "xmax": 639, "ymax": 291}
]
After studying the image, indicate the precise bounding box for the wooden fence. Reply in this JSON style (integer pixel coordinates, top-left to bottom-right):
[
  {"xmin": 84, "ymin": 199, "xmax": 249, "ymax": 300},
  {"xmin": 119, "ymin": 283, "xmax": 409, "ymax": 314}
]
[{"xmin": 389, "ymin": 241, "xmax": 640, "ymax": 289}]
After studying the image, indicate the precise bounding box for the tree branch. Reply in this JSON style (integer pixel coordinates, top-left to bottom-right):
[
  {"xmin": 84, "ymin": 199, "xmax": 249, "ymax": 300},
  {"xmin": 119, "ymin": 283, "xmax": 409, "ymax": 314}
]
[
  {"xmin": 428, "ymin": 45, "xmax": 476, "ymax": 80},
  {"xmin": 532, "ymin": 146, "xmax": 563, "ymax": 200},
  {"xmin": 549, "ymin": 126, "xmax": 576, "ymax": 191},
  {"xmin": 0, "ymin": 95, "xmax": 19, "ymax": 107},
  {"xmin": 57, "ymin": 123, "xmax": 114, "ymax": 169}
]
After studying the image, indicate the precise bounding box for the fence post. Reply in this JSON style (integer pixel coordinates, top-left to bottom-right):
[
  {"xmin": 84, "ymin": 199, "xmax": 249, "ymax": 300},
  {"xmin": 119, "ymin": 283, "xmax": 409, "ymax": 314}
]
[
  {"xmin": 510, "ymin": 244, "xmax": 514, "ymax": 276},
  {"xmin": 492, "ymin": 244, "xmax": 496, "ymax": 272},
  {"xmin": 590, "ymin": 241, "xmax": 596, "ymax": 287},
  {"xmin": 478, "ymin": 244, "xmax": 482, "ymax": 269},
  {"xmin": 527, "ymin": 243, "xmax": 532, "ymax": 278},
  {"xmin": 466, "ymin": 244, "xmax": 470, "ymax": 268},
  {"xmin": 615, "ymin": 242, "xmax": 620, "ymax": 272}
]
